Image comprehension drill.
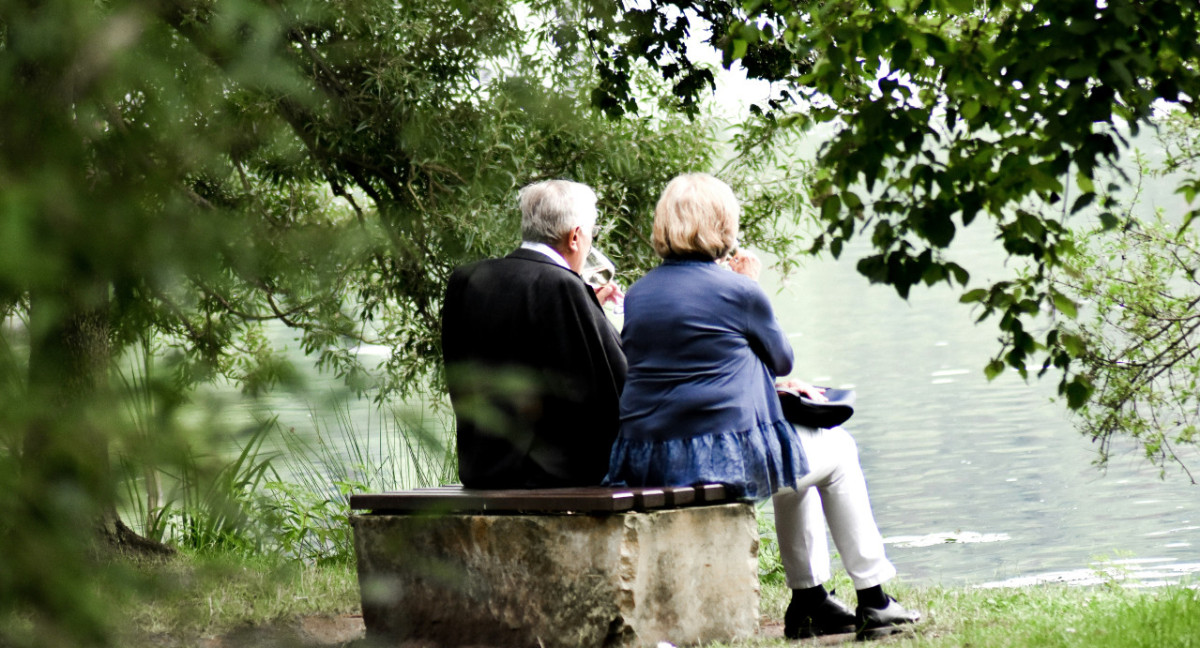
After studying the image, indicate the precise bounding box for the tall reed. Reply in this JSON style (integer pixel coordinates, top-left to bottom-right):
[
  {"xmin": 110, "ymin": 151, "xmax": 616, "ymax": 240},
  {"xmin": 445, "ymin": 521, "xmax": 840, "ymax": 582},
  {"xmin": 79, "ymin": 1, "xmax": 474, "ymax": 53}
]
[{"xmin": 260, "ymin": 398, "xmax": 457, "ymax": 563}]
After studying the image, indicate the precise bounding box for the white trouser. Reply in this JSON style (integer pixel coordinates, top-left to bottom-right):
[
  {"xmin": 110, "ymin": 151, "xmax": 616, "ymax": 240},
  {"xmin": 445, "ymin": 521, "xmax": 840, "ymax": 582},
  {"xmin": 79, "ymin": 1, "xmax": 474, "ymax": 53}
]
[{"xmin": 772, "ymin": 425, "xmax": 897, "ymax": 590}]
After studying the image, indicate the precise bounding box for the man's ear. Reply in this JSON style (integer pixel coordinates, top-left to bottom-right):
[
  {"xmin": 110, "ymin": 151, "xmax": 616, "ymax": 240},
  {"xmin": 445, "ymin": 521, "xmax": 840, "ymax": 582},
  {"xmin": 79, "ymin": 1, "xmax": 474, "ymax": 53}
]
[{"xmin": 565, "ymin": 226, "xmax": 582, "ymax": 252}]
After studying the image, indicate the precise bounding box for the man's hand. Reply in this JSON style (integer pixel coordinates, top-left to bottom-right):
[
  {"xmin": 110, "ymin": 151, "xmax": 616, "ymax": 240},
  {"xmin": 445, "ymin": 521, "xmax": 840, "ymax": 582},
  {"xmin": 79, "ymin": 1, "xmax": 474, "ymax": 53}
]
[
  {"xmin": 594, "ymin": 283, "xmax": 625, "ymax": 308},
  {"xmin": 727, "ymin": 251, "xmax": 761, "ymax": 281}
]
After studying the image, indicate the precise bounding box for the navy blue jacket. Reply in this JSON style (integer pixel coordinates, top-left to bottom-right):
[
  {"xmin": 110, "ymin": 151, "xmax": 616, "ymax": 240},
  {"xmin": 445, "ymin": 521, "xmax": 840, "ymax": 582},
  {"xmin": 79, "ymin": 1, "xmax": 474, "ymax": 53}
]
[{"xmin": 617, "ymin": 258, "xmax": 793, "ymax": 443}]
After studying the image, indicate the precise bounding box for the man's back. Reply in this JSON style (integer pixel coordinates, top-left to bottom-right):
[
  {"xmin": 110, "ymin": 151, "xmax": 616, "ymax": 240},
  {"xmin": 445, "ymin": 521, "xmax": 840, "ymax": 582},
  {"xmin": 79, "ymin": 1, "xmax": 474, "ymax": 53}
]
[{"xmin": 441, "ymin": 248, "xmax": 626, "ymax": 488}]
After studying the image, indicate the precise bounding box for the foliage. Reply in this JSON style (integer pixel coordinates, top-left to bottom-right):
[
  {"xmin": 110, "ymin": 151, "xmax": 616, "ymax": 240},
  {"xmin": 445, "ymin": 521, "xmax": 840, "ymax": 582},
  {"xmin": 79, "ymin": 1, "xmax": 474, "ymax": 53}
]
[
  {"xmin": 1, "ymin": 0, "xmax": 717, "ymax": 643},
  {"xmin": 755, "ymin": 503, "xmax": 788, "ymax": 587},
  {"xmin": 1056, "ymin": 113, "xmax": 1200, "ymax": 479},
  {"xmin": 568, "ymin": 0, "xmax": 1200, "ymax": 422},
  {"xmin": 171, "ymin": 421, "xmax": 278, "ymax": 554},
  {"xmin": 114, "ymin": 417, "xmax": 277, "ymax": 557},
  {"xmin": 260, "ymin": 403, "xmax": 456, "ymax": 564},
  {"xmin": 110, "ymin": 372, "xmax": 461, "ymax": 564}
]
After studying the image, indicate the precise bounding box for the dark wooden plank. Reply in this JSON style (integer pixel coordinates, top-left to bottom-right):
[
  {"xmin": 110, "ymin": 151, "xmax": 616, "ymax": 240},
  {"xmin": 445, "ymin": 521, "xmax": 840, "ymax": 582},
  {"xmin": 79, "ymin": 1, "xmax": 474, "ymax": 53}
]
[
  {"xmin": 348, "ymin": 483, "xmax": 734, "ymax": 513},
  {"xmin": 694, "ymin": 483, "xmax": 729, "ymax": 503},
  {"xmin": 350, "ymin": 488, "xmax": 638, "ymax": 513},
  {"xmin": 661, "ymin": 486, "xmax": 696, "ymax": 507},
  {"xmin": 625, "ymin": 487, "xmax": 666, "ymax": 509}
]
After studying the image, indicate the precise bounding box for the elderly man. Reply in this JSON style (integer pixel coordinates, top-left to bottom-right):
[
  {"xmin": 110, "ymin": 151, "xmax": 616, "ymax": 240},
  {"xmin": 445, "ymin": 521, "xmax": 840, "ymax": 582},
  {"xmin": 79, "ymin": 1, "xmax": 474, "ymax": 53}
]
[{"xmin": 441, "ymin": 179, "xmax": 626, "ymax": 489}]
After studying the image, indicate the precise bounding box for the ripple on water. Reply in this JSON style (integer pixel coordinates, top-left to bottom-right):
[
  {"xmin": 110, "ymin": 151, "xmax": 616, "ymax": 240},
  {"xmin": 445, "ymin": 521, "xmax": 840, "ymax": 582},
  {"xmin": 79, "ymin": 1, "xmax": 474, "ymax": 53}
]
[
  {"xmin": 976, "ymin": 559, "xmax": 1200, "ymax": 589},
  {"xmin": 885, "ymin": 531, "xmax": 1012, "ymax": 548}
]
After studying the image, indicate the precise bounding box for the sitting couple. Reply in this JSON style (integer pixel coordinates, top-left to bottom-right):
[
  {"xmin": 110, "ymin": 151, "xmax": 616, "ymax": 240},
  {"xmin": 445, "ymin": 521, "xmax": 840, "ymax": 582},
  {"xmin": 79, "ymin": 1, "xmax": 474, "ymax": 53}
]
[{"xmin": 441, "ymin": 175, "xmax": 921, "ymax": 640}]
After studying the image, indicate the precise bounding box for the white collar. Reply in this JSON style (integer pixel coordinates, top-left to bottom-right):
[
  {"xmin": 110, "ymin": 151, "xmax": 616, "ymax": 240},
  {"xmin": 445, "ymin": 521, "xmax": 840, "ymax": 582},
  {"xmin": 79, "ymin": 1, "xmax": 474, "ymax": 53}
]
[{"xmin": 519, "ymin": 241, "xmax": 570, "ymax": 270}]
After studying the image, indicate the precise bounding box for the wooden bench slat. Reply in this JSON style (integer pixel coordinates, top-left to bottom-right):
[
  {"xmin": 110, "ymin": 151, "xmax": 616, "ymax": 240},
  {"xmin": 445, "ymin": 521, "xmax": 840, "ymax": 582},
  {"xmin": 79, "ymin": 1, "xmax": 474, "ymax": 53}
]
[
  {"xmin": 351, "ymin": 489, "xmax": 635, "ymax": 513},
  {"xmin": 661, "ymin": 485, "xmax": 697, "ymax": 507},
  {"xmin": 695, "ymin": 483, "xmax": 728, "ymax": 502},
  {"xmin": 434, "ymin": 485, "xmax": 670, "ymax": 510},
  {"xmin": 349, "ymin": 483, "xmax": 732, "ymax": 514}
]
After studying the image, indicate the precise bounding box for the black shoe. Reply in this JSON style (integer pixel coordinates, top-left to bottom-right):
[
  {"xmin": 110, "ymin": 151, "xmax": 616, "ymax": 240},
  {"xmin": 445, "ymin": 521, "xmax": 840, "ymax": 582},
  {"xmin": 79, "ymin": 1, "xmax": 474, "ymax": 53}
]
[
  {"xmin": 784, "ymin": 590, "xmax": 856, "ymax": 639},
  {"xmin": 855, "ymin": 594, "xmax": 921, "ymax": 640}
]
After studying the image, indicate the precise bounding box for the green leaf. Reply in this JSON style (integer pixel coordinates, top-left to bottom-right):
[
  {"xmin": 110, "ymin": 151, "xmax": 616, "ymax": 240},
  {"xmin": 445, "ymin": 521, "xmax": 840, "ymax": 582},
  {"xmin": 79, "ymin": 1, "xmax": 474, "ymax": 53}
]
[
  {"xmin": 1076, "ymin": 172, "xmax": 1095, "ymax": 194},
  {"xmin": 921, "ymin": 262, "xmax": 945, "ymax": 286},
  {"xmin": 731, "ymin": 38, "xmax": 748, "ymax": 61},
  {"xmin": 1060, "ymin": 333, "xmax": 1087, "ymax": 357},
  {"xmin": 947, "ymin": 262, "xmax": 970, "ymax": 286},
  {"xmin": 946, "ymin": 0, "xmax": 974, "ymax": 14},
  {"xmin": 1070, "ymin": 192, "xmax": 1095, "ymax": 214},
  {"xmin": 984, "ymin": 359, "xmax": 1005, "ymax": 381},
  {"xmin": 820, "ymin": 194, "xmax": 842, "ymax": 222},
  {"xmin": 1179, "ymin": 209, "xmax": 1199, "ymax": 239},
  {"xmin": 1064, "ymin": 376, "xmax": 1093, "ymax": 409},
  {"xmin": 856, "ymin": 254, "xmax": 888, "ymax": 284},
  {"xmin": 960, "ymin": 288, "xmax": 988, "ymax": 303},
  {"xmin": 1063, "ymin": 60, "xmax": 1094, "ymax": 80},
  {"xmin": 923, "ymin": 211, "xmax": 956, "ymax": 247},
  {"xmin": 1050, "ymin": 290, "xmax": 1077, "ymax": 318},
  {"xmin": 1178, "ymin": 180, "xmax": 1200, "ymax": 204}
]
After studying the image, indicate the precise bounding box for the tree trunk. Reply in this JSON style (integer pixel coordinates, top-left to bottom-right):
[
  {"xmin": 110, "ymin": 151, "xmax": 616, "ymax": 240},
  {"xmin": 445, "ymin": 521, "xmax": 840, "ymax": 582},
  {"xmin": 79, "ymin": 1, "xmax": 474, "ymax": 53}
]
[{"xmin": 23, "ymin": 289, "xmax": 174, "ymax": 558}]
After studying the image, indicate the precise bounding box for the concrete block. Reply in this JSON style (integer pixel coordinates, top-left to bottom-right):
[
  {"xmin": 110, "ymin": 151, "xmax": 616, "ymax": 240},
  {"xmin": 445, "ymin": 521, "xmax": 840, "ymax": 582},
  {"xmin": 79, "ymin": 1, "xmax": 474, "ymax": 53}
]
[{"xmin": 351, "ymin": 503, "xmax": 759, "ymax": 648}]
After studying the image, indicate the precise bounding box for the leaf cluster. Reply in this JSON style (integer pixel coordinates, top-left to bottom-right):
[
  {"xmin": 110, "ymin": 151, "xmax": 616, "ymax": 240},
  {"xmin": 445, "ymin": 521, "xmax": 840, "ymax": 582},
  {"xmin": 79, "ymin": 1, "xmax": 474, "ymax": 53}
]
[
  {"xmin": 580, "ymin": 0, "xmax": 1200, "ymax": 412},
  {"xmin": 1055, "ymin": 118, "xmax": 1200, "ymax": 478}
]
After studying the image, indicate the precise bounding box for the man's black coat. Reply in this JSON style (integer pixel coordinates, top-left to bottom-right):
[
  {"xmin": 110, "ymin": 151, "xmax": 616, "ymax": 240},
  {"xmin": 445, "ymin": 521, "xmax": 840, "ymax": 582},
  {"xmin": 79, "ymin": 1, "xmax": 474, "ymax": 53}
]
[{"xmin": 441, "ymin": 248, "xmax": 627, "ymax": 488}]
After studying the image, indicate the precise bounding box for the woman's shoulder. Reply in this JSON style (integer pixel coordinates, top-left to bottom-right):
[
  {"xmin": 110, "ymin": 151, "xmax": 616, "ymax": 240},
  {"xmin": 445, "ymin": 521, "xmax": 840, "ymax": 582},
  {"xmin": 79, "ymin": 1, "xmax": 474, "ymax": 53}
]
[{"xmin": 632, "ymin": 259, "xmax": 761, "ymax": 296}]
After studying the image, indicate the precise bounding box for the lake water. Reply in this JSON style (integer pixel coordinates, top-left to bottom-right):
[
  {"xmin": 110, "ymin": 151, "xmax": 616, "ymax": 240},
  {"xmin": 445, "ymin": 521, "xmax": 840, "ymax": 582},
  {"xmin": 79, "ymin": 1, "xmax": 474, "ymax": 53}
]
[{"xmin": 761, "ymin": 216, "xmax": 1199, "ymax": 589}]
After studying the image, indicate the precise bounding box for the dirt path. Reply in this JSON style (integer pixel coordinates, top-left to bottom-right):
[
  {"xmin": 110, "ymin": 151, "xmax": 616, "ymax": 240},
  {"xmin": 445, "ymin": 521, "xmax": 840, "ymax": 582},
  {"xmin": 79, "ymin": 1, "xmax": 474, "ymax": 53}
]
[{"xmin": 173, "ymin": 615, "xmax": 870, "ymax": 647}]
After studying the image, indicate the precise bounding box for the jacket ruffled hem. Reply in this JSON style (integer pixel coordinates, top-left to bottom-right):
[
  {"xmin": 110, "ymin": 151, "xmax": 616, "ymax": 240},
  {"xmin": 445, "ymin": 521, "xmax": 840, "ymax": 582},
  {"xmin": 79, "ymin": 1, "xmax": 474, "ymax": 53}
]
[{"xmin": 602, "ymin": 419, "xmax": 809, "ymax": 501}]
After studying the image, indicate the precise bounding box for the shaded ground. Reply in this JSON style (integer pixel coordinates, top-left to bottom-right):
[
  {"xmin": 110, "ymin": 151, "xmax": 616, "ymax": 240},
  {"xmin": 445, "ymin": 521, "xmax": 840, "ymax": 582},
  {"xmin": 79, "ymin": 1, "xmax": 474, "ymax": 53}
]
[
  {"xmin": 144, "ymin": 615, "xmax": 367, "ymax": 647},
  {"xmin": 157, "ymin": 615, "xmax": 882, "ymax": 647}
]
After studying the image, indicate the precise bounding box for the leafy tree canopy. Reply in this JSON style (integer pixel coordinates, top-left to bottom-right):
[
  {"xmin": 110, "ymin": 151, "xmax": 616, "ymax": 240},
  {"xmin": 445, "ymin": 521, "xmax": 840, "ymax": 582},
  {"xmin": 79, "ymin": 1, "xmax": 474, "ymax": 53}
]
[{"xmin": 564, "ymin": 0, "xmax": 1200, "ymax": 468}]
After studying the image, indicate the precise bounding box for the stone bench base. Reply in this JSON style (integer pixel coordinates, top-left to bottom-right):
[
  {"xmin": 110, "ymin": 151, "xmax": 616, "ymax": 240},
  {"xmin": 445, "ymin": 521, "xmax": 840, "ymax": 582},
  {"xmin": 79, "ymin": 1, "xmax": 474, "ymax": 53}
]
[{"xmin": 351, "ymin": 502, "xmax": 759, "ymax": 648}]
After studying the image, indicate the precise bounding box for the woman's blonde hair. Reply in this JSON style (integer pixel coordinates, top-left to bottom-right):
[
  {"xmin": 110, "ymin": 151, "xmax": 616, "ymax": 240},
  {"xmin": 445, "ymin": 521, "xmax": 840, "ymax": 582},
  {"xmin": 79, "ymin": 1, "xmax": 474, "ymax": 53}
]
[{"xmin": 651, "ymin": 173, "xmax": 739, "ymax": 259}]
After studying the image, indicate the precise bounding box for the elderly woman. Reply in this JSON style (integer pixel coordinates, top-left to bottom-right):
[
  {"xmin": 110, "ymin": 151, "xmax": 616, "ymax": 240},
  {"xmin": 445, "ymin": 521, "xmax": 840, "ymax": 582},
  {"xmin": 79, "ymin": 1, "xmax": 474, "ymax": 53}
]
[{"xmin": 604, "ymin": 173, "xmax": 920, "ymax": 640}]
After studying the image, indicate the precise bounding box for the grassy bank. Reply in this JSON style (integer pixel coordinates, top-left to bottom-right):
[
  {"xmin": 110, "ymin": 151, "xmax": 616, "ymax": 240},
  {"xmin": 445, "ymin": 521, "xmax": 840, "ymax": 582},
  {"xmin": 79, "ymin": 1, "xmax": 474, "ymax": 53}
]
[
  {"xmin": 116, "ymin": 553, "xmax": 360, "ymax": 644},
  {"xmin": 93, "ymin": 406, "xmax": 1197, "ymax": 647},
  {"xmin": 759, "ymin": 579, "xmax": 1200, "ymax": 647},
  {"xmin": 111, "ymin": 552, "xmax": 1199, "ymax": 648}
]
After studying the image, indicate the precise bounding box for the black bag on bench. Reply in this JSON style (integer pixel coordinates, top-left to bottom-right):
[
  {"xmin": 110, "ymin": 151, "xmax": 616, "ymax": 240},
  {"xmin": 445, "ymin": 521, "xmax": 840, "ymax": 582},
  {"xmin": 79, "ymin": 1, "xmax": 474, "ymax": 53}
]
[{"xmin": 778, "ymin": 387, "xmax": 855, "ymax": 429}]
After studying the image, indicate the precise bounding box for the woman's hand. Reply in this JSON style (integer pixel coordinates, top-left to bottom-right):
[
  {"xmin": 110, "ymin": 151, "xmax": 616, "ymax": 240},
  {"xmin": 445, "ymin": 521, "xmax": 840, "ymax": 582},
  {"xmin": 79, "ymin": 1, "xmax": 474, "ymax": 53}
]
[
  {"xmin": 776, "ymin": 379, "xmax": 828, "ymax": 402},
  {"xmin": 727, "ymin": 251, "xmax": 761, "ymax": 281}
]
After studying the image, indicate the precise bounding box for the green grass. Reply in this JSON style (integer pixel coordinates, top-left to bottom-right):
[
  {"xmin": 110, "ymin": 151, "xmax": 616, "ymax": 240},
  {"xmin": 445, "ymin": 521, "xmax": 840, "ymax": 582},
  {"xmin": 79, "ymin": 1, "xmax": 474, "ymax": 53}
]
[
  {"xmin": 747, "ymin": 580, "xmax": 1200, "ymax": 647},
  {"xmin": 108, "ymin": 550, "xmax": 1200, "ymax": 648},
  {"xmin": 114, "ymin": 552, "xmax": 360, "ymax": 646},
  {"xmin": 912, "ymin": 584, "xmax": 1200, "ymax": 648}
]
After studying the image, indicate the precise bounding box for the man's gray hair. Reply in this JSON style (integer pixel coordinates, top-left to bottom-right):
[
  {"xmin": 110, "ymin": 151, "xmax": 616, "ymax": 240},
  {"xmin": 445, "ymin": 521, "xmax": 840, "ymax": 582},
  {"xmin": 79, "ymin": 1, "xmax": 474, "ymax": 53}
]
[{"xmin": 519, "ymin": 180, "xmax": 598, "ymax": 245}]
